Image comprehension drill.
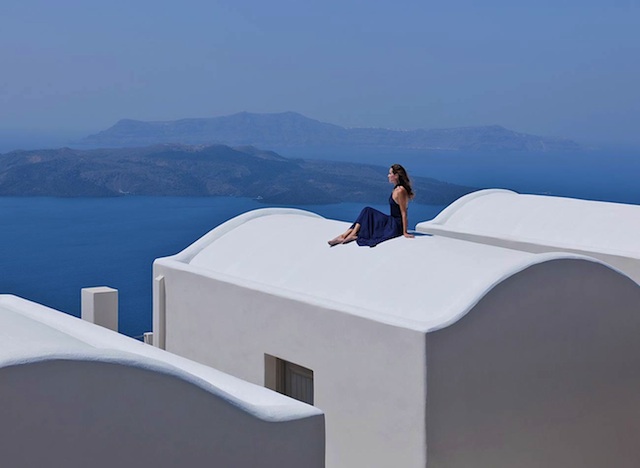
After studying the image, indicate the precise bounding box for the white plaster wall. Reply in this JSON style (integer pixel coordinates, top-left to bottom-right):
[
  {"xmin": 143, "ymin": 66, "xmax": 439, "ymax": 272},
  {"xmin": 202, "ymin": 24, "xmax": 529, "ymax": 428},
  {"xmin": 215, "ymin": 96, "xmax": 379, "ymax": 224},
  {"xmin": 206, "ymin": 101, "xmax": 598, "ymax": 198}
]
[
  {"xmin": 155, "ymin": 260, "xmax": 428, "ymax": 468},
  {"xmin": 0, "ymin": 357, "xmax": 325, "ymax": 468},
  {"xmin": 426, "ymin": 259, "xmax": 640, "ymax": 467}
]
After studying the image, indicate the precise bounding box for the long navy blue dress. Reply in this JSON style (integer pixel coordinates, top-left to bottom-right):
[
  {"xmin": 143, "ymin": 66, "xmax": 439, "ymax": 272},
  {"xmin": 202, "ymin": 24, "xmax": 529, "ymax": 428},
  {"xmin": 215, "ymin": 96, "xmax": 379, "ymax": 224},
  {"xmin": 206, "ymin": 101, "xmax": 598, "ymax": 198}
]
[{"xmin": 351, "ymin": 193, "xmax": 403, "ymax": 247}]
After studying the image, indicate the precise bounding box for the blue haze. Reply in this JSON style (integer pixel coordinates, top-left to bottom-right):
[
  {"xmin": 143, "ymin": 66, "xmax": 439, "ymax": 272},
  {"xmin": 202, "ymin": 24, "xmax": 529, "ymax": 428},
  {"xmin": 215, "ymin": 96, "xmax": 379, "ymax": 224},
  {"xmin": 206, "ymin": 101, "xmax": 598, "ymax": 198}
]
[{"xmin": 1, "ymin": 1, "xmax": 639, "ymax": 148}]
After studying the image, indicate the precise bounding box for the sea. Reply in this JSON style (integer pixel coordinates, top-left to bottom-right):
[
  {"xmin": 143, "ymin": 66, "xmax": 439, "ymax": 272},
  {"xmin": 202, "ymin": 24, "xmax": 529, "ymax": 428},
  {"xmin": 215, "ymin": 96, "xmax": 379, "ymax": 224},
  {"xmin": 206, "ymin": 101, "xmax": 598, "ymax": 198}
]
[{"xmin": 1, "ymin": 148, "xmax": 639, "ymax": 338}]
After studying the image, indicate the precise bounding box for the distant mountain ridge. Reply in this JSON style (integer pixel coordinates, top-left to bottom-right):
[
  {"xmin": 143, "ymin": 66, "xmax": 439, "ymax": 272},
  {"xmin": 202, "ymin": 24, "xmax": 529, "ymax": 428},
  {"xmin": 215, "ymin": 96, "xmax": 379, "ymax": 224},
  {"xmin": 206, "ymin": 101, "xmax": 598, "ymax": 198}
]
[
  {"xmin": 81, "ymin": 112, "xmax": 582, "ymax": 152},
  {"xmin": 0, "ymin": 144, "xmax": 475, "ymax": 204}
]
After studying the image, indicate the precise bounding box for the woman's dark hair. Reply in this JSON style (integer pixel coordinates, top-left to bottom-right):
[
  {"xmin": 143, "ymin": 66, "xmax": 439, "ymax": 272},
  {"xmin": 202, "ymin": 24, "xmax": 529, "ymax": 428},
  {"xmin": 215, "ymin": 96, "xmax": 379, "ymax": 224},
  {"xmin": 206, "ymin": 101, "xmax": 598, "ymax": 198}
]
[{"xmin": 391, "ymin": 164, "xmax": 414, "ymax": 199}]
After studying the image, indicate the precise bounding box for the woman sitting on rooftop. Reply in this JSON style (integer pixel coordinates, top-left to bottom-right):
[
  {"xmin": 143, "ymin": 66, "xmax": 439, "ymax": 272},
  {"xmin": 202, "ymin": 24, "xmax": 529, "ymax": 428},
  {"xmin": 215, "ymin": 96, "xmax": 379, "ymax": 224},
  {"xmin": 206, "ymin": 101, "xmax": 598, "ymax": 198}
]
[{"xmin": 328, "ymin": 163, "xmax": 415, "ymax": 247}]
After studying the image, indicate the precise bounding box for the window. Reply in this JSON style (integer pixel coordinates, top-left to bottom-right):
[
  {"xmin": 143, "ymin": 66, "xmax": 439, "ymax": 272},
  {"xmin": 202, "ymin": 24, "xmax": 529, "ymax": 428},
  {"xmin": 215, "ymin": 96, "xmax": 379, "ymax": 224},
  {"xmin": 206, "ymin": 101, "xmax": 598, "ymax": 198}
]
[{"xmin": 265, "ymin": 354, "xmax": 314, "ymax": 405}]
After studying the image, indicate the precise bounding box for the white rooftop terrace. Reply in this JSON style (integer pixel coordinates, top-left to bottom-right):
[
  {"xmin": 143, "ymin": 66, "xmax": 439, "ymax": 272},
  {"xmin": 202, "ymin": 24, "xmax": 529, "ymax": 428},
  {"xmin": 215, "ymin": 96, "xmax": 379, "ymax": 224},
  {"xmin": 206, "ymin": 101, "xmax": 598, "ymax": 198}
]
[
  {"xmin": 154, "ymin": 207, "xmax": 640, "ymax": 468},
  {"xmin": 172, "ymin": 208, "xmax": 611, "ymax": 333}
]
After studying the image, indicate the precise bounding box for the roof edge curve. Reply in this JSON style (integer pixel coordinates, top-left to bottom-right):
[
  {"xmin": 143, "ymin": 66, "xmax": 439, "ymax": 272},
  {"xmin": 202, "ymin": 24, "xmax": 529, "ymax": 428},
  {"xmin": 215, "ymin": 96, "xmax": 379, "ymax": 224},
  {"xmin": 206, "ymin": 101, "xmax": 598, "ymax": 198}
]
[
  {"xmin": 0, "ymin": 351, "xmax": 321, "ymax": 422},
  {"xmin": 423, "ymin": 188, "xmax": 516, "ymax": 226},
  {"xmin": 426, "ymin": 253, "xmax": 636, "ymax": 333},
  {"xmin": 171, "ymin": 208, "xmax": 325, "ymax": 263},
  {"xmin": 0, "ymin": 295, "xmax": 322, "ymax": 422}
]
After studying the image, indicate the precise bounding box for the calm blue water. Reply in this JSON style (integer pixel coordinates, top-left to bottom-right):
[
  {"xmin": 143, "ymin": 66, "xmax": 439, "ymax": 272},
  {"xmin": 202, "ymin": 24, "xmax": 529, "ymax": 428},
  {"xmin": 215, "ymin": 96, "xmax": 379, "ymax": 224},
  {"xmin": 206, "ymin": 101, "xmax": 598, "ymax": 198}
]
[
  {"xmin": 403, "ymin": 150, "xmax": 640, "ymax": 205},
  {"xmin": 1, "ymin": 149, "xmax": 639, "ymax": 338}
]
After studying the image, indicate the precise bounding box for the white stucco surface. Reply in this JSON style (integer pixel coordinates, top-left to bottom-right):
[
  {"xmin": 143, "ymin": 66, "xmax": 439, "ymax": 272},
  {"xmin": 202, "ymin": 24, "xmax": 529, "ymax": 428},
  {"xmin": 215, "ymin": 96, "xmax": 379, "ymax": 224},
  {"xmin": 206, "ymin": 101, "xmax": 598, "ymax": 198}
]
[
  {"xmin": 0, "ymin": 295, "xmax": 324, "ymax": 468},
  {"xmin": 177, "ymin": 207, "xmax": 608, "ymax": 332},
  {"xmin": 425, "ymin": 258, "xmax": 640, "ymax": 467},
  {"xmin": 154, "ymin": 207, "xmax": 640, "ymax": 468},
  {"xmin": 416, "ymin": 189, "xmax": 640, "ymax": 262}
]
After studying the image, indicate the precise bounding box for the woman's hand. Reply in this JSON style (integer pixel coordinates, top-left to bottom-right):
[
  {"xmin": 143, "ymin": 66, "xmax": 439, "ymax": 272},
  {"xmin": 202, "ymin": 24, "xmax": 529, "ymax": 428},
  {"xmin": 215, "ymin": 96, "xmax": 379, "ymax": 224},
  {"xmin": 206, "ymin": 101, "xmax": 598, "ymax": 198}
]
[{"xmin": 403, "ymin": 232, "xmax": 415, "ymax": 239}]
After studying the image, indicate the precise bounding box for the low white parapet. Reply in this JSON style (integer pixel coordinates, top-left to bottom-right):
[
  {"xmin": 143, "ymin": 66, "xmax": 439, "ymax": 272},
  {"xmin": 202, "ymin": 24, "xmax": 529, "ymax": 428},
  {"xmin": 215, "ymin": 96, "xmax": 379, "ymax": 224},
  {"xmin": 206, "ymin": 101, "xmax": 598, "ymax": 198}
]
[
  {"xmin": 81, "ymin": 286, "xmax": 118, "ymax": 331},
  {"xmin": 416, "ymin": 189, "xmax": 640, "ymax": 285},
  {"xmin": 143, "ymin": 332, "xmax": 153, "ymax": 345}
]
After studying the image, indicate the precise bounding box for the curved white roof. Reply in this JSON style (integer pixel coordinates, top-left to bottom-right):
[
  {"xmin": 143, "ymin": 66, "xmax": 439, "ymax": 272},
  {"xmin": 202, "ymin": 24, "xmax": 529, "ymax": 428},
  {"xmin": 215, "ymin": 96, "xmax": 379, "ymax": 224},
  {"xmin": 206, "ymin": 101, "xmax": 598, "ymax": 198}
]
[
  {"xmin": 0, "ymin": 295, "xmax": 321, "ymax": 422},
  {"xmin": 160, "ymin": 208, "xmax": 620, "ymax": 332},
  {"xmin": 416, "ymin": 189, "xmax": 640, "ymax": 259}
]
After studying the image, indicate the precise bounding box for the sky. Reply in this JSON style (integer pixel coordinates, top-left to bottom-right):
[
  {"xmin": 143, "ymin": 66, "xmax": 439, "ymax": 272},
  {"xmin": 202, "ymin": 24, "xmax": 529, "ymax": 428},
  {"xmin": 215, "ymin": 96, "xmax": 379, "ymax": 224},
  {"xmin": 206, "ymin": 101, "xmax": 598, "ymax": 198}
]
[{"xmin": 1, "ymin": 0, "xmax": 639, "ymax": 147}]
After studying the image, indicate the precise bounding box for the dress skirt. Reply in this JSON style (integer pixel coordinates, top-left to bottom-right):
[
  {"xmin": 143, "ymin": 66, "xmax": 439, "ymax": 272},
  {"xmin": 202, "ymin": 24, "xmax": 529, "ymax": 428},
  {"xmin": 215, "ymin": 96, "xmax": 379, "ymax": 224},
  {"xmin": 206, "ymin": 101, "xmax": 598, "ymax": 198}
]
[{"xmin": 351, "ymin": 206, "xmax": 402, "ymax": 247}]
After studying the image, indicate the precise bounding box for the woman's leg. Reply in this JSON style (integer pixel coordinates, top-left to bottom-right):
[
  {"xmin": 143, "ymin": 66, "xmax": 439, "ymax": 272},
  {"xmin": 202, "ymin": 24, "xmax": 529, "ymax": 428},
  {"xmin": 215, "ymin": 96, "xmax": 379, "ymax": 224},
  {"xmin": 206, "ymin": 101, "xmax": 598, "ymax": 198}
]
[
  {"xmin": 342, "ymin": 223, "xmax": 360, "ymax": 243},
  {"xmin": 328, "ymin": 226, "xmax": 354, "ymax": 246},
  {"xmin": 328, "ymin": 222, "xmax": 362, "ymax": 246},
  {"xmin": 328, "ymin": 206, "xmax": 371, "ymax": 245}
]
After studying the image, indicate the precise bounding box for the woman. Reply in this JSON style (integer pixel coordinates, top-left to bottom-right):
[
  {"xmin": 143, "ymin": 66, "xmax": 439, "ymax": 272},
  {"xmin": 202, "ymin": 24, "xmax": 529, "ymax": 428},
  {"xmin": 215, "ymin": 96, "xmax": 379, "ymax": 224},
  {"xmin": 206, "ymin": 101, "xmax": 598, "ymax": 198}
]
[{"xmin": 328, "ymin": 164, "xmax": 415, "ymax": 247}]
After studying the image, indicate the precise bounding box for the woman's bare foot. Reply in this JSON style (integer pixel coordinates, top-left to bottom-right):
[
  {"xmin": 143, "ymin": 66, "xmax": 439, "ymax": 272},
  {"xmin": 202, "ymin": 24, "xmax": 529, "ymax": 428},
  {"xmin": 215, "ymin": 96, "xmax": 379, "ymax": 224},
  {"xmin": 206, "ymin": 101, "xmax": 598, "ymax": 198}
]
[
  {"xmin": 328, "ymin": 235, "xmax": 345, "ymax": 246},
  {"xmin": 342, "ymin": 234, "xmax": 358, "ymax": 244}
]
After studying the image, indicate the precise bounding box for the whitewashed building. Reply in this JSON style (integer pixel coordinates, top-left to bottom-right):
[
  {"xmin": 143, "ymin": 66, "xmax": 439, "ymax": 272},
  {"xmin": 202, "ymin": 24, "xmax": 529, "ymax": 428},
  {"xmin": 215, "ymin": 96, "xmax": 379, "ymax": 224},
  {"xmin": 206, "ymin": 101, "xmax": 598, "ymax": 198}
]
[
  {"xmin": 0, "ymin": 294, "xmax": 324, "ymax": 468},
  {"xmin": 416, "ymin": 189, "xmax": 640, "ymax": 284},
  {"xmin": 153, "ymin": 207, "xmax": 640, "ymax": 468}
]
